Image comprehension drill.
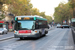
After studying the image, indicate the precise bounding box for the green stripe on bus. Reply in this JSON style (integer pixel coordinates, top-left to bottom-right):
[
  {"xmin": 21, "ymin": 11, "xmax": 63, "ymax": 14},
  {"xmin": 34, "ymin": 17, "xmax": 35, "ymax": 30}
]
[
  {"xmin": 34, "ymin": 17, "xmax": 36, "ymax": 20},
  {"xmin": 15, "ymin": 17, "xmax": 17, "ymax": 21},
  {"xmin": 36, "ymin": 17, "xmax": 47, "ymax": 21}
]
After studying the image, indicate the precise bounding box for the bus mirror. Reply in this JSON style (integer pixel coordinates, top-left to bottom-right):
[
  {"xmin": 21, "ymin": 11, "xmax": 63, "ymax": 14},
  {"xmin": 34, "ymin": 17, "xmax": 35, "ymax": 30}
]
[
  {"xmin": 35, "ymin": 23, "xmax": 38, "ymax": 25},
  {"xmin": 35, "ymin": 24, "xmax": 39, "ymax": 29},
  {"xmin": 15, "ymin": 21, "xmax": 17, "ymax": 22}
]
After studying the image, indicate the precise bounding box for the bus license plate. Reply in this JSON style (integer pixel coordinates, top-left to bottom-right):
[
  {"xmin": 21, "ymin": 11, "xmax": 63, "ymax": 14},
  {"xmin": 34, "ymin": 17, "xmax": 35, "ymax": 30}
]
[{"xmin": 19, "ymin": 30, "xmax": 31, "ymax": 33}]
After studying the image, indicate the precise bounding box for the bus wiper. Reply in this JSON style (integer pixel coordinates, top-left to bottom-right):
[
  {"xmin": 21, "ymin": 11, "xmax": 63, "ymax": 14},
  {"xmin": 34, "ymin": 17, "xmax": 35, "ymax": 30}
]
[
  {"xmin": 18, "ymin": 27, "xmax": 31, "ymax": 30},
  {"xmin": 24, "ymin": 28, "xmax": 29, "ymax": 30}
]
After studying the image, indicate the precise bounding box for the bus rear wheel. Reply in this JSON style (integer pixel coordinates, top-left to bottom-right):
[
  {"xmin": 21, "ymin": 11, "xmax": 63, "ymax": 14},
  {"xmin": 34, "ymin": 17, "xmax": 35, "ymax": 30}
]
[
  {"xmin": 43, "ymin": 31, "xmax": 48, "ymax": 36},
  {"xmin": 43, "ymin": 34, "xmax": 46, "ymax": 36},
  {"xmin": 45, "ymin": 31, "xmax": 48, "ymax": 34}
]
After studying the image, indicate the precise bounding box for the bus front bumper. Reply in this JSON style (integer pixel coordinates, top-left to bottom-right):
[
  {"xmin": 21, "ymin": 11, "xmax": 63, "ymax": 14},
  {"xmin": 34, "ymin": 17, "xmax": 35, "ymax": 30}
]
[{"xmin": 14, "ymin": 33, "xmax": 40, "ymax": 38}]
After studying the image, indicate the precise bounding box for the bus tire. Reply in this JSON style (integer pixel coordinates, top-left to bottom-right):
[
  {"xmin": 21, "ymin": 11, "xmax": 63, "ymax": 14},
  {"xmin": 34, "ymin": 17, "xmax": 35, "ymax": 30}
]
[
  {"xmin": 2, "ymin": 32, "xmax": 4, "ymax": 35},
  {"xmin": 43, "ymin": 31, "xmax": 47, "ymax": 36},
  {"xmin": 45, "ymin": 31, "xmax": 48, "ymax": 34},
  {"xmin": 43, "ymin": 34, "xmax": 46, "ymax": 36},
  {"xmin": 38, "ymin": 32, "xmax": 42, "ymax": 38},
  {"xmin": 20, "ymin": 37, "xmax": 24, "ymax": 40}
]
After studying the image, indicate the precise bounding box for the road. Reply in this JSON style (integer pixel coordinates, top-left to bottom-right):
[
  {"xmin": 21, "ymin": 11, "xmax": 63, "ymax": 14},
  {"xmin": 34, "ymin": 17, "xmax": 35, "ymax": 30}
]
[
  {"xmin": 0, "ymin": 32, "xmax": 14, "ymax": 41},
  {"xmin": 0, "ymin": 28, "xmax": 74, "ymax": 50}
]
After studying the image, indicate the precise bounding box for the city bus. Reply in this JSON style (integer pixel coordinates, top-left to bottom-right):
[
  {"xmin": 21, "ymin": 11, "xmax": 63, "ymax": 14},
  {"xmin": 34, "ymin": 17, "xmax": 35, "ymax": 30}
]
[{"xmin": 14, "ymin": 15, "xmax": 49, "ymax": 39}]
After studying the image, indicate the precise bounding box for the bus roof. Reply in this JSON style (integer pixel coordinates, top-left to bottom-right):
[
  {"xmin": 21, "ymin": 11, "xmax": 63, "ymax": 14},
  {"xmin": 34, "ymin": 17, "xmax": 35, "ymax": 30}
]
[
  {"xmin": 16, "ymin": 15, "xmax": 43, "ymax": 18},
  {"xmin": 15, "ymin": 15, "xmax": 47, "ymax": 21}
]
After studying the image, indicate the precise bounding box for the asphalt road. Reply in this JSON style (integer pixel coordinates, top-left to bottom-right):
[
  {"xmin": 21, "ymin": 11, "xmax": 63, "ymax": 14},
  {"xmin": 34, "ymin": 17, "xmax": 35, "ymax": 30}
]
[
  {"xmin": 0, "ymin": 32, "xmax": 14, "ymax": 40},
  {"xmin": 0, "ymin": 28, "xmax": 74, "ymax": 50}
]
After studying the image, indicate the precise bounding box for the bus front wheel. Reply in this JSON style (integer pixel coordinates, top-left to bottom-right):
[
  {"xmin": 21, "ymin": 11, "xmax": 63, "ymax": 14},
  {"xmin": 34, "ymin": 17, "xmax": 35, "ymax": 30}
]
[
  {"xmin": 37, "ymin": 32, "xmax": 42, "ymax": 38},
  {"xmin": 20, "ymin": 37, "xmax": 24, "ymax": 40}
]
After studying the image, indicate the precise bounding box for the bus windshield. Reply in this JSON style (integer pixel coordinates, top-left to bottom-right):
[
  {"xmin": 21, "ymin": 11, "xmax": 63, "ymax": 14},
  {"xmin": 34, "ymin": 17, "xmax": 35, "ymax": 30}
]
[{"xmin": 17, "ymin": 21, "xmax": 35, "ymax": 30}]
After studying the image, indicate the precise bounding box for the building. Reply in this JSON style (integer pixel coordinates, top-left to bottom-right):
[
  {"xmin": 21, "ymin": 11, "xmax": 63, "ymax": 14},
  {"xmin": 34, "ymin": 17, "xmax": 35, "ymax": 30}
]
[{"xmin": 2, "ymin": 13, "xmax": 15, "ymax": 31}]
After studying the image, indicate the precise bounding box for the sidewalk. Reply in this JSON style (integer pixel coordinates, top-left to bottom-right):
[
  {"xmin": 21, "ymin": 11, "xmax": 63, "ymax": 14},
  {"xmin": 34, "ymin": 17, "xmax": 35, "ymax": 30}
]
[
  {"xmin": 67, "ymin": 29, "xmax": 74, "ymax": 50},
  {"xmin": 0, "ymin": 32, "xmax": 14, "ymax": 41}
]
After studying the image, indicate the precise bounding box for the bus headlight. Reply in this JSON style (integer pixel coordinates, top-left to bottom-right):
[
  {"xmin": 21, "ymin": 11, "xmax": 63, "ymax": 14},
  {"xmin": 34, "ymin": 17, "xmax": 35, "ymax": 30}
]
[
  {"xmin": 14, "ymin": 31, "xmax": 15, "ymax": 33},
  {"xmin": 35, "ymin": 31, "xmax": 37, "ymax": 33},
  {"xmin": 14, "ymin": 31, "xmax": 18, "ymax": 34},
  {"xmin": 32, "ymin": 31, "xmax": 37, "ymax": 35}
]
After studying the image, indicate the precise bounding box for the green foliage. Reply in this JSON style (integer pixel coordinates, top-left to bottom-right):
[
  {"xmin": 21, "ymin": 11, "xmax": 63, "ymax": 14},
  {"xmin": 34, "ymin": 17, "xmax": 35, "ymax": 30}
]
[
  {"xmin": 0, "ymin": 0, "xmax": 52, "ymax": 22},
  {"xmin": 69, "ymin": 0, "xmax": 75, "ymax": 8},
  {"xmin": 0, "ymin": 14, "xmax": 5, "ymax": 20},
  {"xmin": 39, "ymin": 12, "xmax": 52, "ymax": 23},
  {"xmin": 45, "ymin": 15, "xmax": 52, "ymax": 23},
  {"xmin": 0, "ymin": 0, "xmax": 33, "ymax": 16},
  {"xmin": 31, "ymin": 8, "xmax": 40, "ymax": 15},
  {"xmin": 54, "ymin": 2, "xmax": 73, "ymax": 24},
  {"xmin": 40, "ymin": 12, "xmax": 46, "ymax": 18}
]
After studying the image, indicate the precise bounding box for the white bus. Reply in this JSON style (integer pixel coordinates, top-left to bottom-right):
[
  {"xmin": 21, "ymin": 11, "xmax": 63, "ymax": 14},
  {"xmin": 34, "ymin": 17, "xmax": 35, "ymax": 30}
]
[{"xmin": 14, "ymin": 15, "xmax": 49, "ymax": 39}]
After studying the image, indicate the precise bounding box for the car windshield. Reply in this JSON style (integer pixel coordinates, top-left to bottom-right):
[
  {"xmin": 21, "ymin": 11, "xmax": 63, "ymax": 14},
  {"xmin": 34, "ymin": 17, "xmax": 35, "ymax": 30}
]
[
  {"xmin": 0, "ymin": 28, "xmax": 3, "ymax": 31},
  {"xmin": 57, "ymin": 24, "xmax": 61, "ymax": 26},
  {"xmin": 17, "ymin": 21, "xmax": 35, "ymax": 30}
]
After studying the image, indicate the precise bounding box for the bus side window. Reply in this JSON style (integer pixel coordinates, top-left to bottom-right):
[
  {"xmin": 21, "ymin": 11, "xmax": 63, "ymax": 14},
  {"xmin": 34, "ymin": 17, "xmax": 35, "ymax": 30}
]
[
  {"xmin": 35, "ymin": 22, "xmax": 39, "ymax": 29},
  {"xmin": 46, "ymin": 22, "xmax": 49, "ymax": 29},
  {"xmin": 39, "ymin": 21, "xmax": 45, "ymax": 28}
]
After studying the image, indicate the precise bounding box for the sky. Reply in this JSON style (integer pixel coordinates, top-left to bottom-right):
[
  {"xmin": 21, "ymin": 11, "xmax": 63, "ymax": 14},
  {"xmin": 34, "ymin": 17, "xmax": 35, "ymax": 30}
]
[{"xmin": 31, "ymin": 0, "xmax": 68, "ymax": 16}]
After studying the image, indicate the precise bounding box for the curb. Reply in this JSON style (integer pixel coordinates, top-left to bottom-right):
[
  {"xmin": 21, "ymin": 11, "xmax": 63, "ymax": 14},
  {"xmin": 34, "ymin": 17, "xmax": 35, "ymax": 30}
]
[{"xmin": 0, "ymin": 36, "xmax": 14, "ymax": 41}]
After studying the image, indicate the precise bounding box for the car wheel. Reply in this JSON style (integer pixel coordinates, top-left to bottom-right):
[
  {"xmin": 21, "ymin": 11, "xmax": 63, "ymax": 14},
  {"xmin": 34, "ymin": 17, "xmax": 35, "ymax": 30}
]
[
  {"xmin": 6, "ymin": 32, "xmax": 7, "ymax": 34},
  {"xmin": 20, "ymin": 37, "xmax": 24, "ymax": 40},
  {"xmin": 62, "ymin": 27, "xmax": 63, "ymax": 29},
  {"xmin": 2, "ymin": 32, "xmax": 4, "ymax": 35},
  {"xmin": 1, "ymin": 33, "xmax": 3, "ymax": 35}
]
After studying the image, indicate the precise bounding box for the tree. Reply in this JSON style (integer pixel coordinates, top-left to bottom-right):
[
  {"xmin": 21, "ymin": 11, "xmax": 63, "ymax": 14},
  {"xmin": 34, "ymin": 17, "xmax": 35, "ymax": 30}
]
[
  {"xmin": 0, "ymin": 0, "xmax": 6, "ymax": 20},
  {"xmin": 0, "ymin": 0, "xmax": 52, "ymax": 23},
  {"xmin": 45, "ymin": 15, "xmax": 52, "ymax": 23},
  {"xmin": 54, "ymin": 2, "xmax": 73, "ymax": 24},
  {"xmin": 39, "ymin": 12, "xmax": 46, "ymax": 18},
  {"xmin": 31, "ymin": 8, "xmax": 40, "ymax": 15},
  {"xmin": 0, "ymin": 0, "xmax": 33, "ymax": 16}
]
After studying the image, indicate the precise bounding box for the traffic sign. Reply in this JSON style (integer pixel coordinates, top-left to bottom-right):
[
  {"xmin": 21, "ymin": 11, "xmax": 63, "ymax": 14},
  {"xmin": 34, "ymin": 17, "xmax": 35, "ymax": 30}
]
[
  {"xmin": 63, "ymin": 20, "xmax": 66, "ymax": 23},
  {"xmin": 71, "ymin": 18, "xmax": 75, "ymax": 22}
]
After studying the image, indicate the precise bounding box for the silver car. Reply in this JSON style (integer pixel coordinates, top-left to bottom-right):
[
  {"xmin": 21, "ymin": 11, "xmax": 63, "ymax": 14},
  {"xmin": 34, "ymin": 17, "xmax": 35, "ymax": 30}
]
[
  {"xmin": 57, "ymin": 24, "xmax": 61, "ymax": 28},
  {"xmin": 0, "ymin": 28, "xmax": 8, "ymax": 35}
]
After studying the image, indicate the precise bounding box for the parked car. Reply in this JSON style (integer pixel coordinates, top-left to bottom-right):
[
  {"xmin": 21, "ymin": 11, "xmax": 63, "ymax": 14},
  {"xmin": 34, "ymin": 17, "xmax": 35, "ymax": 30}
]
[
  {"xmin": 0, "ymin": 28, "xmax": 8, "ymax": 35},
  {"xmin": 61, "ymin": 25, "xmax": 70, "ymax": 28},
  {"xmin": 57, "ymin": 24, "xmax": 61, "ymax": 28}
]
